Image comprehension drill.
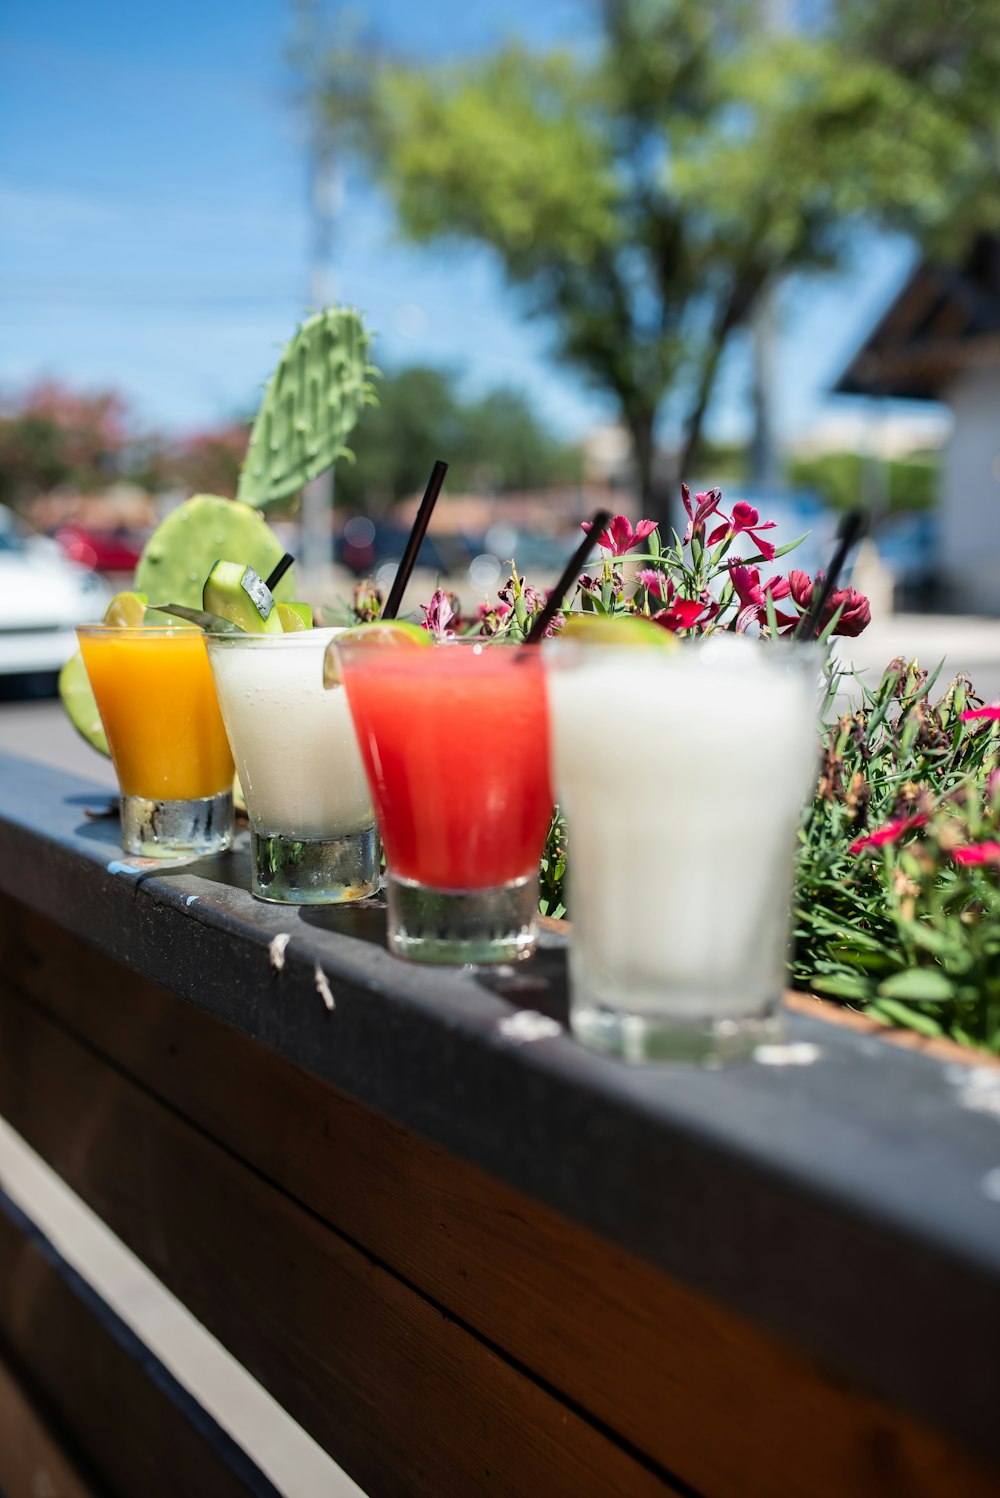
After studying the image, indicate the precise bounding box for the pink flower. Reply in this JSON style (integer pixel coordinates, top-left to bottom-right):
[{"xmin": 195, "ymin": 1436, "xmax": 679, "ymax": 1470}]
[
  {"xmin": 787, "ymin": 570, "xmax": 871, "ymax": 638},
  {"xmin": 681, "ymin": 485, "xmax": 725, "ymax": 546},
  {"xmin": 636, "ymin": 568, "xmax": 664, "ymax": 600},
  {"xmin": 420, "ymin": 588, "xmax": 459, "ymax": 640},
  {"xmin": 708, "ymin": 500, "xmax": 778, "ymax": 562},
  {"xmin": 581, "ymin": 514, "xmax": 657, "ymax": 556},
  {"xmin": 728, "ymin": 564, "xmax": 795, "ymax": 633},
  {"xmin": 849, "ymin": 814, "xmax": 928, "ymax": 855},
  {"xmin": 953, "ymin": 841, "xmax": 1000, "ymax": 866},
  {"xmin": 961, "ymin": 706, "xmax": 1000, "ymax": 723},
  {"xmin": 476, "ymin": 599, "xmax": 512, "ymax": 637}
]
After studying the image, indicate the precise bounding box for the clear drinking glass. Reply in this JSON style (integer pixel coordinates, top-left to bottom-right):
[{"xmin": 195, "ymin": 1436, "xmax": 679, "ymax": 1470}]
[
  {"xmin": 544, "ymin": 634, "xmax": 821, "ymax": 1062},
  {"xmin": 336, "ymin": 637, "xmax": 553, "ymax": 963},
  {"xmin": 76, "ymin": 625, "xmax": 235, "ymax": 858},
  {"xmin": 206, "ymin": 628, "xmax": 379, "ymax": 903}
]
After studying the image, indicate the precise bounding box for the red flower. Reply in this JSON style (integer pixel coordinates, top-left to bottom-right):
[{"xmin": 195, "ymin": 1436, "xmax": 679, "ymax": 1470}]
[
  {"xmin": 848, "ymin": 814, "xmax": 928, "ymax": 855},
  {"xmin": 681, "ymin": 485, "xmax": 724, "ymax": 546},
  {"xmin": 654, "ymin": 598, "xmax": 713, "ymax": 632},
  {"xmin": 787, "ymin": 570, "xmax": 871, "ymax": 638},
  {"xmin": 953, "ymin": 841, "xmax": 1000, "ymax": 866},
  {"xmin": 645, "ymin": 576, "xmax": 717, "ymax": 632},
  {"xmin": 728, "ymin": 564, "xmax": 795, "ymax": 633},
  {"xmin": 961, "ymin": 706, "xmax": 1000, "ymax": 723},
  {"xmin": 708, "ymin": 500, "xmax": 778, "ymax": 562},
  {"xmin": 581, "ymin": 514, "xmax": 657, "ymax": 556}
]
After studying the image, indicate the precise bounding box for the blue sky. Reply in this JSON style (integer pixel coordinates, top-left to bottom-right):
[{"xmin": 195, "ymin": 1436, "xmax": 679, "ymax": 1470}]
[{"xmin": 2, "ymin": 0, "xmax": 923, "ymax": 444}]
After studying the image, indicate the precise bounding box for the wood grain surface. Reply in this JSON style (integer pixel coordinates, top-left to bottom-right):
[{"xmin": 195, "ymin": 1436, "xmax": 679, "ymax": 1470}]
[{"xmin": 1, "ymin": 897, "xmax": 996, "ymax": 1498}]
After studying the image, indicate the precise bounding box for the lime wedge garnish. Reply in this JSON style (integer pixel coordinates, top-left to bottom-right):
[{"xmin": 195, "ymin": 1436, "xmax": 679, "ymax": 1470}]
[
  {"xmin": 323, "ymin": 620, "xmax": 431, "ymax": 688},
  {"xmin": 277, "ymin": 601, "xmax": 312, "ymax": 631},
  {"xmin": 560, "ymin": 614, "xmax": 679, "ymax": 649},
  {"xmin": 103, "ymin": 590, "xmax": 148, "ymax": 627},
  {"xmin": 59, "ymin": 651, "xmax": 109, "ymax": 756}
]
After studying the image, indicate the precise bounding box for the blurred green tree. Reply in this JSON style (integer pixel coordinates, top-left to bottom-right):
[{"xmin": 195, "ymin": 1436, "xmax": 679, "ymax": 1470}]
[
  {"xmin": 334, "ymin": 365, "xmax": 580, "ymax": 511},
  {"xmin": 789, "ymin": 451, "xmax": 938, "ymax": 518},
  {"xmin": 309, "ymin": 0, "xmax": 999, "ymax": 525}
]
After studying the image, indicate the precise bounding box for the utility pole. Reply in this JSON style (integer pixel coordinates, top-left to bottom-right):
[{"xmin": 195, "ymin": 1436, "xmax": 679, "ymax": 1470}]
[
  {"xmin": 298, "ymin": 0, "xmax": 338, "ymax": 584},
  {"xmin": 749, "ymin": 0, "xmax": 783, "ymax": 494}
]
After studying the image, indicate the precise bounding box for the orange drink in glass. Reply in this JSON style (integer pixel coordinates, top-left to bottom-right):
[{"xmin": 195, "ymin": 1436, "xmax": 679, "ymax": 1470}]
[{"xmin": 77, "ymin": 626, "xmax": 234, "ymax": 858}]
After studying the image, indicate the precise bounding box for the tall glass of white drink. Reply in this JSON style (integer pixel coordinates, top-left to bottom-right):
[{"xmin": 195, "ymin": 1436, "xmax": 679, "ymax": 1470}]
[
  {"xmin": 207, "ymin": 628, "xmax": 379, "ymax": 903},
  {"xmin": 544, "ymin": 635, "xmax": 820, "ymax": 1062}
]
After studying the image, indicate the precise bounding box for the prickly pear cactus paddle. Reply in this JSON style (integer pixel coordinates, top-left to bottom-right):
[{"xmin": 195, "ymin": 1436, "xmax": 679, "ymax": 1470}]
[
  {"xmin": 236, "ymin": 307, "xmax": 377, "ymax": 509},
  {"xmin": 135, "ymin": 495, "xmax": 297, "ymax": 620}
]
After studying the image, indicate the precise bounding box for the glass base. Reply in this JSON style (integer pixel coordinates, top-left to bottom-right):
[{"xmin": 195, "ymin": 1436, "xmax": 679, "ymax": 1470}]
[
  {"xmin": 120, "ymin": 791, "xmax": 234, "ymax": 860},
  {"xmin": 386, "ymin": 872, "xmax": 538, "ymax": 964},
  {"xmin": 250, "ymin": 826, "xmax": 380, "ymax": 904},
  {"xmin": 571, "ymin": 997, "xmax": 782, "ymax": 1065}
]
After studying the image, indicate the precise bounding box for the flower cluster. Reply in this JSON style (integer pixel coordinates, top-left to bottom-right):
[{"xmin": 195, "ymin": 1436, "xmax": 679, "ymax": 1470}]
[
  {"xmin": 566, "ymin": 486, "xmax": 871, "ymax": 641},
  {"xmin": 393, "ymin": 484, "xmax": 873, "ymax": 647}
]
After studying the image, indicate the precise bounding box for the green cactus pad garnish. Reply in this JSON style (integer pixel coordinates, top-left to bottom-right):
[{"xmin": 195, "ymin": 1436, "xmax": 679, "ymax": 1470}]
[
  {"xmin": 236, "ymin": 307, "xmax": 378, "ymax": 509},
  {"xmin": 135, "ymin": 495, "xmax": 296, "ymax": 622}
]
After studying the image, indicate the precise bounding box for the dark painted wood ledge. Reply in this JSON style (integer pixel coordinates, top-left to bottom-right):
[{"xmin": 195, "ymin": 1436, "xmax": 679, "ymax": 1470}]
[{"xmin": 1, "ymin": 749, "xmax": 1000, "ymax": 1483}]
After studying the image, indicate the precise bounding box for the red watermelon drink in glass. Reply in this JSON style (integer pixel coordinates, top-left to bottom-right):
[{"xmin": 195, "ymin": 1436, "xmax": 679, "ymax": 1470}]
[{"xmin": 330, "ymin": 632, "xmax": 553, "ymax": 963}]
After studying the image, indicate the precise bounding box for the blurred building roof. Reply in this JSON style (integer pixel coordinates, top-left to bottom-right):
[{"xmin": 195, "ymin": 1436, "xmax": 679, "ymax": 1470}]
[{"xmin": 835, "ymin": 235, "xmax": 1000, "ymax": 400}]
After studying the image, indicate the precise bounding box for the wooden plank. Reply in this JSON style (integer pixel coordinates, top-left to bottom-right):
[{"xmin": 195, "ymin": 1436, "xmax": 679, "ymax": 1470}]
[
  {"xmin": 0, "ymin": 976, "xmax": 679, "ymax": 1498},
  {"xmin": 0, "ymin": 1187, "xmax": 279, "ymax": 1498},
  {"xmin": 0, "ymin": 1351, "xmax": 101, "ymax": 1498},
  {"xmin": 2, "ymin": 901, "xmax": 996, "ymax": 1498}
]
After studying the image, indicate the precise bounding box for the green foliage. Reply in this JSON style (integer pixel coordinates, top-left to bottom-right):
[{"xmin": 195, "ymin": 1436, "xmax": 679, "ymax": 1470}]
[
  {"xmin": 334, "ymin": 365, "xmax": 581, "ymax": 511},
  {"xmin": 310, "ymin": 0, "xmax": 1000, "ymax": 511},
  {"xmin": 539, "ymin": 807, "xmax": 568, "ymax": 921},
  {"xmin": 237, "ymin": 308, "xmax": 378, "ymax": 509},
  {"xmin": 792, "ymin": 660, "xmax": 1000, "ymax": 1051},
  {"xmin": 788, "ymin": 452, "xmax": 937, "ymax": 517}
]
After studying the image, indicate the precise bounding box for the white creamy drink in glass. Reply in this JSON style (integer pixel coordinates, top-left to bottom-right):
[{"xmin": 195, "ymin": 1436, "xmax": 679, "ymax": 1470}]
[
  {"xmin": 544, "ymin": 635, "xmax": 820, "ymax": 1062},
  {"xmin": 207, "ymin": 628, "xmax": 378, "ymax": 903}
]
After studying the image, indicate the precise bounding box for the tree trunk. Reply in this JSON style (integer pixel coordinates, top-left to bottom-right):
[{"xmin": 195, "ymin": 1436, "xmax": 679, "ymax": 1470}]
[{"xmin": 624, "ymin": 405, "xmax": 673, "ymax": 536}]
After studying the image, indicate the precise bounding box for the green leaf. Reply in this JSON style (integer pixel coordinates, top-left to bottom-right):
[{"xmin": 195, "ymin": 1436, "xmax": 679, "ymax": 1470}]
[
  {"xmin": 877, "ymin": 968, "xmax": 954, "ymax": 1002},
  {"xmin": 868, "ymin": 999, "xmax": 945, "ymax": 1038},
  {"xmin": 812, "ymin": 973, "xmax": 872, "ymax": 1000}
]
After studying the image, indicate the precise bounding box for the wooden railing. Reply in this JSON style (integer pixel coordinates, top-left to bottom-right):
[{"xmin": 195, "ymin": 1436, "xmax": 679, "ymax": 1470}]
[{"xmin": 0, "ymin": 749, "xmax": 998, "ymax": 1497}]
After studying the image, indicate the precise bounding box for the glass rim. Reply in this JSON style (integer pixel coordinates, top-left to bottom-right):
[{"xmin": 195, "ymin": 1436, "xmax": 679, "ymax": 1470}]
[
  {"xmin": 75, "ymin": 624, "xmax": 207, "ymax": 639},
  {"xmin": 334, "ymin": 634, "xmax": 541, "ymax": 661},
  {"xmin": 204, "ymin": 624, "xmax": 346, "ymax": 649},
  {"xmin": 542, "ymin": 634, "xmax": 827, "ymax": 667}
]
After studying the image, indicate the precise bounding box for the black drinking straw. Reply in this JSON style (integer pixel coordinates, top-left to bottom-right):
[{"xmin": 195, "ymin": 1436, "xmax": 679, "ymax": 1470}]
[
  {"xmin": 793, "ymin": 507, "xmax": 866, "ymax": 641},
  {"xmin": 264, "ymin": 553, "xmax": 294, "ymax": 593},
  {"xmin": 523, "ymin": 509, "xmax": 612, "ymax": 646},
  {"xmin": 382, "ymin": 460, "xmax": 449, "ymax": 621}
]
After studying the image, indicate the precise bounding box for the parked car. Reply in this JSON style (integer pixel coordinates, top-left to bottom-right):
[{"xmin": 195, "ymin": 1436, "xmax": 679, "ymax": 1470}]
[
  {"xmin": 0, "ymin": 508, "xmax": 110, "ymax": 679},
  {"xmin": 54, "ymin": 523, "xmax": 145, "ymax": 575}
]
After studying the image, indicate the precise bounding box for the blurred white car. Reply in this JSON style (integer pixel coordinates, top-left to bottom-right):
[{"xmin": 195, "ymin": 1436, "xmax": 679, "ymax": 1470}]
[{"xmin": 0, "ymin": 508, "xmax": 111, "ymax": 676}]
